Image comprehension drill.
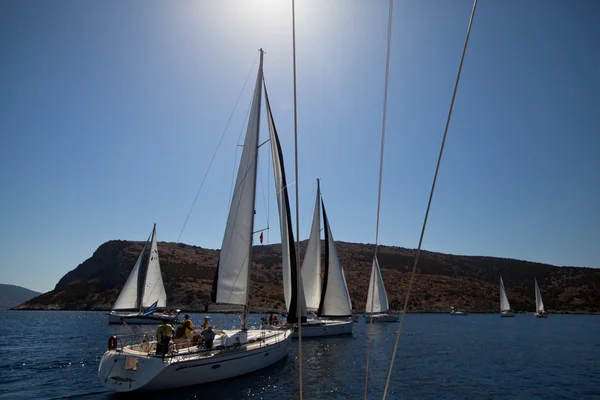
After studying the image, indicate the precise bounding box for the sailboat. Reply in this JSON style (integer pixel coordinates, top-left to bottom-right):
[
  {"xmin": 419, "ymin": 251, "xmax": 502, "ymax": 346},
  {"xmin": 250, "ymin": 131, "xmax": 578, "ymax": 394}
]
[
  {"xmin": 289, "ymin": 180, "xmax": 354, "ymax": 337},
  {"xmin": 107, "ymin": 224, "xmax": 178, "ymax": 325},
  {"xmin": 363, "ymin": 256, "xmax": 398, "ymax": 322},
  {"xmin": 99, "ymin": 50, "xmax": 292, "ymax": 392},
  {"xmin": 499, "ymin": 276, "xmax": 515, "ymax": 317},
  {"xmin": 534, "ymin": 276, "xmax": 548, "ymax": 318}
]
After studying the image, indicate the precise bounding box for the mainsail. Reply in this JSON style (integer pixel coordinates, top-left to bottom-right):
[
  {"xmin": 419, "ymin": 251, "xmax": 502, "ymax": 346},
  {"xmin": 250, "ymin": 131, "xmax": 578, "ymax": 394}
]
[
  {"xmin": 534, "ymin": 276, "xmax": 545, "ymax": 313},
  {"xmin": 212, "ymin": 51, "xmax": 263, "ymax": 307},
  {"xmin": 499, "ymin": 276, "xmax": 511, "ymax": 312},
  {"xmin": 365, "ymin": 256, "xmax": 389, "ymax": 314},
  {"xmin": 265, "ymin": 83, "xmax": 306, "ymax": 323},
  {"xmin": 301, "ymin": 181, "xmax": 322, "ymax": 312},
  {"xmin": 317, "ymin": 200, "xmax": 352, "ymax": 318}
]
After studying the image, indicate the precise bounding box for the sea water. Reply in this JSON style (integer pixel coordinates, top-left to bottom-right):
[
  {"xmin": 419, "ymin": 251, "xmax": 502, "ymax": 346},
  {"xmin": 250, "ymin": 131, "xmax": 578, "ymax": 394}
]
[{"xmin": 0, "ymin": 310, "xmax": 598, "ymax": 399}]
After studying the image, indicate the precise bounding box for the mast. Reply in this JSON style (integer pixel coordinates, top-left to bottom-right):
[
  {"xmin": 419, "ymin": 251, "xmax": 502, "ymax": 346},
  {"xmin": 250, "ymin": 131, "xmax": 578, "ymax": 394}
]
[
  {"xmin": 138, "ymin": 224, "xmax": 156, "ymax": 313},
  {"xmin": 212, "ymin": 48, "xmax": 263, "ymax": 331},
  {"xmin": 242, "ymin": 48, "xmax": 264, "ymax": 330}
]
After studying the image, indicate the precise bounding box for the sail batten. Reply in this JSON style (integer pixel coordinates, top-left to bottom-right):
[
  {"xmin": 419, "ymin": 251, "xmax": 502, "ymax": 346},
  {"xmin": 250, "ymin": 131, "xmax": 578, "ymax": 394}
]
[
  {"xmin": 301, "ymin": 181, "xmax": 322, "ymax": 312},
  {"xmin": 365, "ymin": 256, "xmax": 389, "ymax": 314},
  {"xmin": 265, "ymin": 83, "xmax": 306, "ymax": 322},
  {"xmin": 214, "ymin": 52, "xmax": 263, "ymax": 307},
  {"xmin": 317, "ymin": 200, "xmax": 352, "ymax": 318}
]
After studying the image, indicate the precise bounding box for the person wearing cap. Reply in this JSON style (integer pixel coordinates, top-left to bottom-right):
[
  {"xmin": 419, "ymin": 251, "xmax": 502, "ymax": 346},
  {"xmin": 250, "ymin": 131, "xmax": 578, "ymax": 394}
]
[{"xmin": 202, "ymin": 316, "xmax": 211, "ymax": 330}]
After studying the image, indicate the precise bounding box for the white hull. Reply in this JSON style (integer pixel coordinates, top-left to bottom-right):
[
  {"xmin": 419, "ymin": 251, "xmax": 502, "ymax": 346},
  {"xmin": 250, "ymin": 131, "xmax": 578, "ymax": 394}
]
[
  {"xmin": 450, "ymin": 311, "xmax": 469, "ymax": 316},
  {"xmin": 107, "ymin": 312, "xmax": 178, "ymax": 325},
  {"xmin": 291, "ymin": 319, "xmax": 354, "ymax": 337},
  {"xmin": 500, "ymin": 310, "xmax": 515, "ymax": 317},
  {"xmin": 99, "ymin": 328, "xmax": 292, "ymax": 392},
  {"xmin": 363, "ymin": 313, "xmax": 399, "ymax": 323}
]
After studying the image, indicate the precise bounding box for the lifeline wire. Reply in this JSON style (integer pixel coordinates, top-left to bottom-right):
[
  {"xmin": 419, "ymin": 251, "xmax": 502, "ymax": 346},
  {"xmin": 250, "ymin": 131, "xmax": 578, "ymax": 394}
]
[
  {"xmin": 363, "ymin": 0, "xmax": 394, "ymax": 399},
  {"xmin": 177, "ymin": 54, "xmax": 259, "ymax": 243},
  {"xmin": 382, "ymin": 1, "xmax": 479, "ymax": 398},
  {"xmin": 291, "ymin": 0, "xmax": 303, "ymax": 398}
]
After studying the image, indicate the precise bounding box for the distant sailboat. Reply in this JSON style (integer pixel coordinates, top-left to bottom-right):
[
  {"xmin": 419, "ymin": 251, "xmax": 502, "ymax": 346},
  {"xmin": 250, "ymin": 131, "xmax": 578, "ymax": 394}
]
[
  {"xmin": 99, "ymin": 50, "xmax": 292, "ymax": 392},
  {"xmin": 288, "ymin": 180, "xmax": 354, "ymax": 337},
  {"xmin": 534, "ymin": 276, "xmax": 548, "ymax": 318},
  {"xmin": 107, "ymin": 224, "xmax": 178, "ymax": 325},
  {"xmin": 363, "ymin": 256, "xmax": 398, "ymax": 322},
  {"xmin": 499, "ymin": 276, "xmax": 515, "ymax": 317}
]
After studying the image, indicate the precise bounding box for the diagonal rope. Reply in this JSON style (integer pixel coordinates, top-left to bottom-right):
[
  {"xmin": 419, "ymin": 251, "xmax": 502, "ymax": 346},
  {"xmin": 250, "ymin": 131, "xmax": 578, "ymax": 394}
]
[
  {"xmin": 382, "ymin": 1, "xmax": 479, "ymax": 398},
  {"xmin": 291, "ymin": 0, "xmax": 303, "ymax": 398},
  {"xmin": 364, "ymin": 1, "xmax": 394, "ymax": 398},
  {"xmin": 177, "ymin": 54, "xmax": 259, "ymax": 243}
]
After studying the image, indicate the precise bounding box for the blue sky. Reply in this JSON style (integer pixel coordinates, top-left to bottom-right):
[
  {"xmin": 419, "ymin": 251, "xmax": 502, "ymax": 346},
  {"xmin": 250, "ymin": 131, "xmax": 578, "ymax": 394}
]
[{"xmin": 1, "ymin": 0, "xmax": 598, "ymax": 293}]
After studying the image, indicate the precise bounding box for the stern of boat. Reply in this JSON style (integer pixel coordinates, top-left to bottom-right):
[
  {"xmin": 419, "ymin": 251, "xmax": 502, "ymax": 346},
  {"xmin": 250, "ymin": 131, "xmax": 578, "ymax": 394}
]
[{"xmin": 98, "ymin": 348, "xmax": 165, "ymax": 392}]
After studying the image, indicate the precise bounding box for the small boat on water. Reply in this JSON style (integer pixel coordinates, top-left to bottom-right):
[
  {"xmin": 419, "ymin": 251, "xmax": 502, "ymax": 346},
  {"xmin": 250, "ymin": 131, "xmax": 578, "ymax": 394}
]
[
  {"xmin": 534, "ymin": 276, "xmax": 548, "ymax": 318},
  {"xmin": 107, "ymin": 224, "xmax": 179, "ymax": 325},
  {"xmin": 449, "ymin": 306, "xmax": 469, "ymax": 316},
  {"xmin": 500, "ymin": 276, "xmax": 515, "ymax": 317},
  {"xmin": 99, "ymin": 50, "xmax": 292, "ymax": 392},
  {"xmin": 363, "ymin": 257, "xmax": 398, "ymax": 323}
]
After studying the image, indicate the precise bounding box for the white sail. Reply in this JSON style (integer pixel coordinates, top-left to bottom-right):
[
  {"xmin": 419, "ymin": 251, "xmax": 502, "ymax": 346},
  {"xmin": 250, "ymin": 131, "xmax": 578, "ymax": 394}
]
[
  {"xmin": 534, "ymin": 276, "xmax": 545, "ymax": 313},
  {"xmin": 112, "ymin": 235, "xmax": 150, "ymax": 311},
  {"xmin": 318, "ymin": 201, "xmax": 352, "ymax": 317},
  {"xmin": 265, "ymin": 86, "xmax": 306, "ymax": 319},
  {"xmin": 365, "ymin": 256, "xmax": 389, "ymax": 314},
  {"xmin": 214, "ymin": 53, "xmax": 263, "ymax": 306},
  {"xmin": 499, "ymin": 276, "xmax": 511, "ymax": 312},
  {"xmin": 142, "ymin": 225, "xmax": 167, "ymax": 308},
  {"xmin": 301, "ymin": 181, "xmax": 322, "ymax": 312}
]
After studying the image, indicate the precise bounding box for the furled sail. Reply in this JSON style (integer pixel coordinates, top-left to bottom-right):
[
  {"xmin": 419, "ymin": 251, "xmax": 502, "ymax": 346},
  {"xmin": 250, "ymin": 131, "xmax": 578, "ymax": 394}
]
[
  {"xmin": 301, "ymin": 181, "xmax": 322, "ymax": 312},
  {"xmin": 499, "ymin": 276, "xmax": 511, "ymax": 312},
  {"xmin": 141, "ymin": 224, "xmax": 167, "ymax": 308},
  {"xmin": 534, "ymin": 276, "xmax": 545, "ymax": 313},
  {"xmin": 213, "ymin": 52, "xmax": 263, "ymax": 306},
  {"xmin": 365, "ymin": 256, "xmax": 389, "ymax": 314},
  {"xmin": 112, "ymin": 233, "xmax": 150, "ymax": 311},
  {"xmin": 317, "ymin": 200, "xmax": 352, "ymax": 318}
]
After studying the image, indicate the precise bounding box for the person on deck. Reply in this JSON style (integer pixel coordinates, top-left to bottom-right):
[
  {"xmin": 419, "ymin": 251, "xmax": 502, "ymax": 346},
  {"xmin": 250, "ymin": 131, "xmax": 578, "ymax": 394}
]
[
  {"xmin": 272, "ymin": 315, "xmax": 278, "ymax": 326},
  {"xmin": 156, "ymin": 320, "xmax": 174, "ymax": 358},
  {"xmin": 201, "ymin": 325, "xmax": 215, "ymax": 350},
  {"xmin": 182, "ymin": 314, "xmax": 195, "ymax": 341},
  {"xmin": 202, "ymin": 316, "xmax": 211, "ymax": 329}
]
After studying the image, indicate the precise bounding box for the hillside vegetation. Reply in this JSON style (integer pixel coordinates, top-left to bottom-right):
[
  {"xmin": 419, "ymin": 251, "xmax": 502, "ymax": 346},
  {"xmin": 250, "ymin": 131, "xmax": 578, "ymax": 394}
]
[{"xmin": 14, "ymin": 240, "xmax": 600, "ymax": 314}]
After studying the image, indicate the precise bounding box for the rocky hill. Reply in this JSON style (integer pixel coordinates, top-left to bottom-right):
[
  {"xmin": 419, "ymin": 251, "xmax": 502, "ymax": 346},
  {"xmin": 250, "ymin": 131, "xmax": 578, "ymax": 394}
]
[
  {"xmin": 14, "ymin": 240, "xmax": 600, "ymax": 313},
  {"xmin": 0, "ymin": 284, "xmax": 41, "ymax": 309}
]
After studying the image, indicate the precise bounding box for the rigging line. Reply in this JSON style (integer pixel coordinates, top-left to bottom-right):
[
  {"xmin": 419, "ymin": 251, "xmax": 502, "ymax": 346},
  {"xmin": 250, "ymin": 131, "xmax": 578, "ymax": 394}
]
[
  {"xmin": 291, "ymin": 0, "xmax": 303, "ymax": 397},
  {"xmin": 364, "ymin": 0, "xmax": 394, "ymax": 398},
  {"xmin": 381, "ymin": 1, "xmax": 479, "ymax": 398},
  {"xmin": 177, "ymin": 53, "xmax": 259, "ymax": 244}
]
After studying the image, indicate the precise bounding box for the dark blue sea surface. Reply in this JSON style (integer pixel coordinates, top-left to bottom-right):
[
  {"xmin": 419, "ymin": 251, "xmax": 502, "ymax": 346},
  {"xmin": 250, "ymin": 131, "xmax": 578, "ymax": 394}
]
[{"xmin": 0, "ymin": 310, "xmax": 599, "ymax": 399}]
